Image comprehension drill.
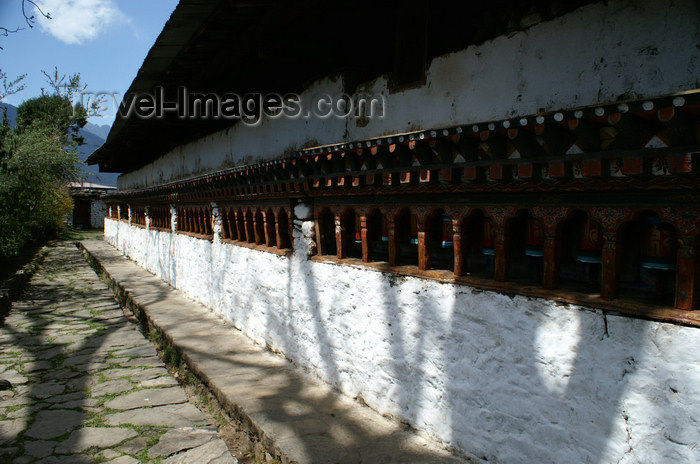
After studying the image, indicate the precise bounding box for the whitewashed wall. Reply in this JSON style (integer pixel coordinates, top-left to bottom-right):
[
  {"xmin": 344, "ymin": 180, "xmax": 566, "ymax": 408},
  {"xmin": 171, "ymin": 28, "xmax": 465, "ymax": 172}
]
[
  {"xmin": 104, "ymin": 217, "xmax": 700, "ymax": 463},
  {"xmin": 106, "ymin": 0, "xmax": 700, "ymax": 460},
  {"xmin": 119, "ymin": 0, "xmax": 700, "ymax": 190}
]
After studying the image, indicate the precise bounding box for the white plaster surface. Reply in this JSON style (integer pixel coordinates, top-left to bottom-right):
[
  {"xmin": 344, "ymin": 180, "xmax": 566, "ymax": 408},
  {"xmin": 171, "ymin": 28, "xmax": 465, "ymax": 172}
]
[
  {"xmin": 104, "ymin": 218, "xmax": 700, "ymax": 463},
  {"xmin": 119, "ymin": 0, "xmax": 700, "ymax": 190},
  {"xmin": 106, "ymin": 0, "xmax": 700, "ymax": 459}
]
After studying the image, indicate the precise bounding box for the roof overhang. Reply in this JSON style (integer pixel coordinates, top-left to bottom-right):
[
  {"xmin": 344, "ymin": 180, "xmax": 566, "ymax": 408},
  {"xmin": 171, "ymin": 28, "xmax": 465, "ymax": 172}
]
[{"xmin": 89, "ymin": 0, "xmax": 600, "ymax": 174}]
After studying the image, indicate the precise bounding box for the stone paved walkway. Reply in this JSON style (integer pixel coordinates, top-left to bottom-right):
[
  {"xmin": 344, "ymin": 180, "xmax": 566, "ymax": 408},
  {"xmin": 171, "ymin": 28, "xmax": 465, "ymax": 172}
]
[
  {"xmin": 0, "ymin": 242, "xmax": 237, "ymax": 463},
  {"xmin": 81, "ymin": 240, "xmax": 469, "ymax": 464}
]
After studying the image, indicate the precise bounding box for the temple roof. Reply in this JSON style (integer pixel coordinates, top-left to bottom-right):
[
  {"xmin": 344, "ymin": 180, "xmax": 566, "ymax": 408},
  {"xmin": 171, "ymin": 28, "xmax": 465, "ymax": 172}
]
[{"xmin": 88, "ymin": 0, "xmax": 596, "ymax": 174}]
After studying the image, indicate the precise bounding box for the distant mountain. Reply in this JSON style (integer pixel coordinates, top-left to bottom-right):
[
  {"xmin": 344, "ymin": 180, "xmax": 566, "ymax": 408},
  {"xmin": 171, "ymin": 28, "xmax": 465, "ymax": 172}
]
[
  {"xmin": 0, "ymin": 103, "xmax": 17, "ymax": 127},
  {"xmin": 84, "ymin": 122, "xmax": 111, "ymax": 140},
  {"xmin": 0, "ymin": 102, "xmax": 119, "ymax": 187},
  {"xmin": 77, "ymin": 126, "xmax": 119, "ymax": 187}
]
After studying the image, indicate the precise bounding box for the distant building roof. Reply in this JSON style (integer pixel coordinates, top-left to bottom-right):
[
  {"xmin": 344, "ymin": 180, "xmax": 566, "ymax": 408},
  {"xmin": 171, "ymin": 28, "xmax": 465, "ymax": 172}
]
[{"xmin": 68, "ymin": 181, "xmax": 117, "ymax": 192}]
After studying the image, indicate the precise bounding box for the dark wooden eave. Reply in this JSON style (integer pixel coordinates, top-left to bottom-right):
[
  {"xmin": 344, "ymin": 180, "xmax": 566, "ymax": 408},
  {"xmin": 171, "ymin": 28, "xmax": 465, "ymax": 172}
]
[{"xmin": 89, "ymin": 0, "xmax": 600, "ymax": 174}]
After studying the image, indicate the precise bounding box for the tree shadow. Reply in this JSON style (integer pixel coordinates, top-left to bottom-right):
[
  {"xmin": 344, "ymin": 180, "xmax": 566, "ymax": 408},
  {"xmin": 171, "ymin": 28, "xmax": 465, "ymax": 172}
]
[
  {"xmin": 0, "ymin": 241, "xmax": 174, "ymax": 459},
  {"xmin": 101, "ymin": 217, "xmax": 699, "ymax": 463}
]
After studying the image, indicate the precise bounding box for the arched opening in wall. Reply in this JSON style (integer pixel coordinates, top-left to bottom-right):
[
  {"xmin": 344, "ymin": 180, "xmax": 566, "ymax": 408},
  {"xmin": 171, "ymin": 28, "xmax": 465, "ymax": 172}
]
[
  {"xmin": 245, "ymin": 209, "xmax": 255, "ymax": 243},
  {"xmin": 317, "ymin": 208, "xmax": 337, "ymax": 256},
  {"xmin": 558, "ymin": 210, "xmax": 602, "ymax": 293},
  {"xmin": 236, "ymin": 208, "xmax": 246, "ymax": 241},
  {"xmin": 343, "ymin": 208, "xmax": 363, "ymax": 259},
  {"xmin": 191, "ymin": 208, "xmax": 199, "ymax": 234},
  {"xmin": 187, "ymin": 208, "xmax": 195, "ymax": 233},
  {"xmin": 265, "ymin": 209, "xmax": 277, "ymax": 248},
  {"xmin": 181, "ymin": 208, "xmax": 190, "ymax": 232},
  {"xmin": 427, "ymin": 208, "xmax": 454, "ymax": 271},
  {"xmin": 204, "ymin": 208, "xmax": 212, "ymax": 236},
  {"xmin": 152, "ymin": 205, "xmax": 171, "ymax": 231},
  {"xmin": 618, "ymin": 211, "xmax": 677, "ymax": 305},
  {"xmin": 220, "ymin": 208, "xmax": 230, "ymax": 239},
  {"xmin": 367, "ymin": 208, "xmax": 389, "ymax": 262},
  {"xmin": 461, "ymin": 209, "xmax": 495, "ymax": 278},
  {"xmin": 396, "ymin": 208, "xmax": 418, "ymax": 266},
  {"xmin": 506, "ymin": 210, "xmax": 544, "ymax": 285},
  {"xmin": 277, "ymin": 209, "xmax": 291, "ymax": 249},
  {"xmin": 119, "ymin": 204, "xmax": 128, "ymax": 221},
  {"xmin": 190, "ymin": 208, "xmax": 198, "ymax": 233},
  {"xmin": 224, "ymin": 207, "xmax": 238, "ymax": 240},
  {"xmin": 254, "ymin": 209, "xmax": 265, "ymax": 245},
  {"xmin": 175, "ymin": 208, "xmax": 183, "ymax": 232},
  {"xmin": 194, "ymin": 208, "xmax": 203, "ymax": 234}
]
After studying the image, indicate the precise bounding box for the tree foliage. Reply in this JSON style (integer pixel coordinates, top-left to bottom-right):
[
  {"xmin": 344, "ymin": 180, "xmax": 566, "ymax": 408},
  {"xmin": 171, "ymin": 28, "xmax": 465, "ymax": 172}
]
[
  {"xmin": 0, "ymin": 68, "xmax": 84, "ymax": 260},
  {"xmin": 15, "ymin": 67, "xmax": 90, "ymax": 145}
]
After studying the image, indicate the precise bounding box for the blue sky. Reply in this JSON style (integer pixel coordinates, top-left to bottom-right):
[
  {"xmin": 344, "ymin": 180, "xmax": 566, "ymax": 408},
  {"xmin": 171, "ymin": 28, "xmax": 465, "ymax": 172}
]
[{"xmin": 1, "ymin": 0, "xmax": 179, "ymax": 126}]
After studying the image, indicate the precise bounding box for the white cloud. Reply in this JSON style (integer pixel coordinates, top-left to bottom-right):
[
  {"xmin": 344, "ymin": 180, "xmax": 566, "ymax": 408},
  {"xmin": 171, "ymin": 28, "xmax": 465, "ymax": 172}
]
[{"xmin": 35, "ymin": 0, "xmax": 127, "ymax": 45}]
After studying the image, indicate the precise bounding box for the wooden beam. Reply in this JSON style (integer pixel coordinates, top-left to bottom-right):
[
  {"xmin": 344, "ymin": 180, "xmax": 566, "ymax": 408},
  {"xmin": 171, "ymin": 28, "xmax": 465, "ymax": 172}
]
[
  {"xmin": 534, "ymin": 123, "xmax": 568, "ymax": 157},
  {"xmin": 480, "ymin": 130, "xmax": 508, "ymax": 159},
  {"xmin": 658, "ymin": 107, "xmax": 696, "ymax": 146},
  {"xmin": 453, "ymin": 134, "xmax": 479, "ymax": 162},
  {"xmin": 507, "ymin": 128, "xmax": 537, "ymax": 158},
  {"xmin": 606, "ymin": 113, "xmax": 640, "ymax": 150}
]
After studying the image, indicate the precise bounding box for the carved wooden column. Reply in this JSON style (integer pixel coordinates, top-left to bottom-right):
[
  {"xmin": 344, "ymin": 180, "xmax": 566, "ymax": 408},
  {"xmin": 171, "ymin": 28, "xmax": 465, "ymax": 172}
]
[
  {"xmin": 542, "ymin": 226, "xmax": 560, "ymax": 289},
  {"xmin": 360, "ymin": 215, "xmax": 370, "ymax": 263},
  {"xmin": 675, "ymin": 235, "xmax": 698, "ymax": 310},
  {"xmin": 263, "ymin": 211, "xmax": 275, "ymax": 247},
  {"xmin": 418, "ymin": 216, "xmax": 429, "ymax": 271},
  {"xmin": 313, "ymin": 213, "xmax": 324, "ymax": 255},
  {"xmin": 591, "ymin": 207, "xmax": 630, "ymax": 299},
  {"xmin": 235, "ymin": 211, "xmax": 245, "ymax": 241},
  {"xmin": 254, "ymin": 212, "xmax": 265, "ymax": 245},
  {"xmin": 483, "ymin": 207, "xmax": 514, "ymax": 282},
  {"xmin": 335, "ymin": 213, "xmax": 347, "ymax": 259},
  {"xmin": 600, "ymin": 231, "xmax": 618, "ymax": 299},
  {"xmin": 531, "ymin": 207, "xmax": 567, "ymax": 289},
  {"xmin": 387, "ymin": 216, "xmax": 397, "ymax": 266},
  {"xmin": 453, "ymin": 220, "xmax": 463, "ymax": 276},
  {"xmin": 197, "ymin": 209, "xmax": 205, "ymax": 235},
  {"xmin": 494, "ymin": 225, "xmax": 507, "ymax": 282},
  {"xmin": 227, "ymin": 209, "xmax": 237, "ymax": 240},
  {"xmin": 275, "ymin": 213, "xmax": 284, "ymax": 249},
  {"xmin": 243, "ymin": 211, "xmax": 253, "ymax": 243}
]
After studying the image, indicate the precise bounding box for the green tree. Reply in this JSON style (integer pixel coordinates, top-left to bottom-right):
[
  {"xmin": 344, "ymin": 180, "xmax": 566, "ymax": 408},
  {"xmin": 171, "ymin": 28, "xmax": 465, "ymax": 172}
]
[
  {"xmin": 15, "ymin": 68, "xmax": 89, "ymax": 145},
  {"xmin": 0, "ymin": 68, "xmax": 85, "ymax": 259},
  {"xmin": 0, "ymin": 124, "xmax": 78, "ymax": 256}
]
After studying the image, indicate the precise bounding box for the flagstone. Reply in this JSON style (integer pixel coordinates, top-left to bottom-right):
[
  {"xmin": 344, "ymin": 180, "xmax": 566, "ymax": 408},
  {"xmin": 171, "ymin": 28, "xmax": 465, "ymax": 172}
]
[
  {"xmin": 104, "ymin": 386, "xmax": 187, "ymax": 410},
  {"xmin": 24, "ymin": 409, "xmax": 84, "ymax": 439},
  {"xmin": 54, "ymin": 427, "xmax": 138, "ymax": 454}
]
